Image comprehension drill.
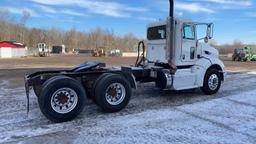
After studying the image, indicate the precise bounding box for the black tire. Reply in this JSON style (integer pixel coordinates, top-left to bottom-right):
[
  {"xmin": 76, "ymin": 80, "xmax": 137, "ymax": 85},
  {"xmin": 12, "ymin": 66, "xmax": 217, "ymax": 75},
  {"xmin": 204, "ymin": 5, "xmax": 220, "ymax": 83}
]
[
  {"xmin": 92, "ymin": 73, "xmax": 114, "ymax": 104},
  {"xmin": 94, "ymin": 74, "xmax": 131, "ymax": 113},
  {"xmin": 201, "ymin": 69, "xmax": 221, "ymax": 95},
  {"xmin": 38, "ymin": 76, "xmax": 86, "ymax": 123},
  {"xmin": 34, "ymin": 76, "xmax": 66, "ymax": 97}
]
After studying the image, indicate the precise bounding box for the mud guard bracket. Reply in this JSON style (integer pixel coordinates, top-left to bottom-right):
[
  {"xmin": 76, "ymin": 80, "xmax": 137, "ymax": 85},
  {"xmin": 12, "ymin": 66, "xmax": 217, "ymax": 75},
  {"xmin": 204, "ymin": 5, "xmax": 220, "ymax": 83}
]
[{"xmin": 24, "ymin": 76, "xmax": 31, "ymax": 115}]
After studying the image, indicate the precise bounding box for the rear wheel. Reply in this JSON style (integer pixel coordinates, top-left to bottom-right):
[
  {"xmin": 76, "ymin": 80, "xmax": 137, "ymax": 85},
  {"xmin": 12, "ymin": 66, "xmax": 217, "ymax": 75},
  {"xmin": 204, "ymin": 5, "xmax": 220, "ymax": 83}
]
[
  {"xmin": 201, "ymin": 69, "xmax": 221, "ymax": 95},
  {"xmin": 92, "ymin": 73, "xmax": 114, "ymax": 104},
  {"xmin": 34, "ymin": 76, "xmax": 66, "ymax": 97},
  {"xmin": 94, "ymin": 74, "xmax": 131, "ymax": 113},
  {"xmin": 38, "ymin": 76, "xmax": 86, "ymax": 122}
]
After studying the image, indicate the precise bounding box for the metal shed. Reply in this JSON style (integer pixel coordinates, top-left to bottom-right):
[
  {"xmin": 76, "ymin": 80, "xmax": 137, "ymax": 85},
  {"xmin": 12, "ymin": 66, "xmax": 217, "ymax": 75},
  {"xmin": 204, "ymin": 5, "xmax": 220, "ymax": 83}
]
[{"xmin": 0, "ymin": 41, "xmax": 26, "ymax": 58}]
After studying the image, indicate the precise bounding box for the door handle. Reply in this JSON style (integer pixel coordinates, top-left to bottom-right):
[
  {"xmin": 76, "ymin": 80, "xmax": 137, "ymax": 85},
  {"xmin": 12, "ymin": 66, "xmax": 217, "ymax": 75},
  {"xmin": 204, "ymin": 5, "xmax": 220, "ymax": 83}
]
[
  {"xmin": 190, "ymin": 47, "xmax": 195, "ymax": 59},
  {"xmin": 182, "ymin": 54, "xmax": 185, "ymax": 60}
]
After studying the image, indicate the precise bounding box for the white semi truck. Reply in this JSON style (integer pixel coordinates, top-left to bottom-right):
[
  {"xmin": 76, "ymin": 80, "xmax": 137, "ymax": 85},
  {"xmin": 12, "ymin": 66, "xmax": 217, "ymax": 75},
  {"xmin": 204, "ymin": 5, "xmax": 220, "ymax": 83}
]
[{"xmin": 25, "ymin": 0, "xmax": 225, "ymax": 122}]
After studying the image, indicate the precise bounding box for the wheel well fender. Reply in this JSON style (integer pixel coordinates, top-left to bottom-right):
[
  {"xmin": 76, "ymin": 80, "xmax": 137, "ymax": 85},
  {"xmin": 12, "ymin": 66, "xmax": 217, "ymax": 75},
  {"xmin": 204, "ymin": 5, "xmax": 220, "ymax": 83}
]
[
  {"xmin": 113, "ymin": 72, "xmax": 137, "ymax": 89},
  {"xmin": 195, "ymin": 58, "xmax": 225, "ymax": 87},
  {"xmin": 206, "ymin": 64, "xmax": 224, "ymax": 81}
]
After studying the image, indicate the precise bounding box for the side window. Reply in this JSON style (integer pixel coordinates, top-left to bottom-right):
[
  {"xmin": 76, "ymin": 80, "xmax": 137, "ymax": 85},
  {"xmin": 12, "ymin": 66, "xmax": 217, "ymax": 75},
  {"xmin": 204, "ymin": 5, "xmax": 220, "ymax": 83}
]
[
  {"xmin": 183, "ymin": 25, "xmax": 195, "ymax": 40},
  {"xmin": 147, "ymin": 25, "xmax": 166, "ymax": 40}
]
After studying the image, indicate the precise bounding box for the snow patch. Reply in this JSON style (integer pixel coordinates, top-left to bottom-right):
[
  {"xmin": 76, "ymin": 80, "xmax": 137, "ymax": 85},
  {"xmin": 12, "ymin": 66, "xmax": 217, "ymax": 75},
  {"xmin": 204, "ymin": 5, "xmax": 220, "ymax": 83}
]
[
  {"xmin": 179, "ymin": 89, "xmax": 256, "ymax": 138},
  {"xmin": 247, "ymin": 71, "xmax": 256, "ymax": 75},
  {"xmin": 74, "ymin": 90, "xmax": 256, "ymax": 144},
  {"xmin": 0, "ymin": 72, "xmax": 256, "ymax": 144}
]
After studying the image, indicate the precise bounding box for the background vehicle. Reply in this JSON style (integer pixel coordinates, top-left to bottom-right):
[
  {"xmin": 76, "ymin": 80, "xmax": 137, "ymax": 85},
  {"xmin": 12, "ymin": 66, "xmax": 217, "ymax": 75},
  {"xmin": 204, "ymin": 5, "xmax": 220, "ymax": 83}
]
[
  {"xmin": 52, "ymin": 45, "xmax": 66, "ymax": 54},
  {"xmin": 73, "ymin": 48, "xmax": 94, "ymax": 55},
  {"xmin": 38, "ymin": 43, "xmax": 50, "ymax": 57},
  {"xmin": 92, "ymin": 49, "xmax": 106, "ymax": 57},
  {"xmin": 243, "ymin": 47, "xmax": 256, "ymax": 61},
  {"xmin": 25, "ymin": 0, "xmax": 225, "ymax": 122},
  {"xmin": 232, "ymin": 47, "xmax": 256, "ymax": 61},
  {"xmin": 108, "ymin": 49, "xmax": 122, "ymax": 57}
]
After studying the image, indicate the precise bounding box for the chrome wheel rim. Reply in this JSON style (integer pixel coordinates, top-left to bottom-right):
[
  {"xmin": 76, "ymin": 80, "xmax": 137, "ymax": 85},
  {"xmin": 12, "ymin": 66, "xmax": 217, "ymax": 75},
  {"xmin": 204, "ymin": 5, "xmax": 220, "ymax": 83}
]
[
  {"xmin": 51, "ymin": 88, "xmax": 78, "ymax": 114},
  {"xmin": 208, "ymin": 74, "xmax": 219, "ymax": 90},
  {"xmin": 105, "ymin": 83, "xmax": 126, "ymax": 105}
]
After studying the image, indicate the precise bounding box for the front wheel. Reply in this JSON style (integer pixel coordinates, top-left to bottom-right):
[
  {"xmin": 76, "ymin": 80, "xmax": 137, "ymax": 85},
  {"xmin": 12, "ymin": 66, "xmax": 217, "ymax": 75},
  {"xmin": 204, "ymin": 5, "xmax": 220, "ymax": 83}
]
[{"xmin": 201, "ymin": 69, "xmax": 221, "ymax": 95}]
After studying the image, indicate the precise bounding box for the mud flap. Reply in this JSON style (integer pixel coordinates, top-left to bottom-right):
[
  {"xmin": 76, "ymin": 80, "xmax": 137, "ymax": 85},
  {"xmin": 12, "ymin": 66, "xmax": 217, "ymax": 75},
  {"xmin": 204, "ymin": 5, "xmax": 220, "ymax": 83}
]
[
  {"xmin": 219, "ymin": 71, "xmax": 227, "ymax": 81},
  {"xmin": 24, "ymin": 78, "xmax": 30, "ymax": 115}
]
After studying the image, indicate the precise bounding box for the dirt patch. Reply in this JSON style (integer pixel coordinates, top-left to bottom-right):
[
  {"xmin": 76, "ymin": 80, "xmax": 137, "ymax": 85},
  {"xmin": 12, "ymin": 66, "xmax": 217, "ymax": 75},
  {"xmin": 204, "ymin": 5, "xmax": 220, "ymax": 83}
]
[
  {"xmin": 0, "ymin": 54, "xmax": 136, "ymax": 70},
  {"xmin": 0, "ymin": 55, "xmax": 255, "ymax": 72},
  {"xmin": 221, "ymin": 56, "xmax": 256, "ymax": 72}
]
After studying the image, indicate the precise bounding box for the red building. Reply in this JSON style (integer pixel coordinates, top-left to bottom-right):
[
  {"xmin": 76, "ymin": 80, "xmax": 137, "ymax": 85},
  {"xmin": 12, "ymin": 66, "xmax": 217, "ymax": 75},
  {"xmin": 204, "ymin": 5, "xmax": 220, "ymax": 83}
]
[{"xmin": 0, "ymin": 41, "xmax": 26, "ymax": 58}]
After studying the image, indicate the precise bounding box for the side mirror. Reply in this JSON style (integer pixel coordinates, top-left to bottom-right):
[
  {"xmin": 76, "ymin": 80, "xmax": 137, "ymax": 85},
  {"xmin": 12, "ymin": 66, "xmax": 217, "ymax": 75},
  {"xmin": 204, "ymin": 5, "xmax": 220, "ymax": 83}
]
[{"xmin": 207, "ymin": 23, "xmax": 214, "ymax": 39}]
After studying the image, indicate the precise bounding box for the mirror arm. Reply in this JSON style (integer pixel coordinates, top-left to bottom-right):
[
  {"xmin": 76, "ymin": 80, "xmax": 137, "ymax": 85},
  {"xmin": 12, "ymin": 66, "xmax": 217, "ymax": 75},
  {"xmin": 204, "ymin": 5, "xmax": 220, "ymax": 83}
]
[
  {"xmin": 197, "ymin": 37, "xmax": 205, "ymax": 41},
  {"xmin": 197, "ymin": 37, "xmax": 209, "ymax": 43}
]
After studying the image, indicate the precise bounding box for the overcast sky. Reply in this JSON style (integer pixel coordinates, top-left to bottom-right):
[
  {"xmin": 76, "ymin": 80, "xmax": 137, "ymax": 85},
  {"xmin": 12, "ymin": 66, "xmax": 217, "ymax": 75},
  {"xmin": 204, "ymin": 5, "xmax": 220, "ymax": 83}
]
[{"xmin": 1, "ymin": 0, "xmax": 256, "ymax": 44}]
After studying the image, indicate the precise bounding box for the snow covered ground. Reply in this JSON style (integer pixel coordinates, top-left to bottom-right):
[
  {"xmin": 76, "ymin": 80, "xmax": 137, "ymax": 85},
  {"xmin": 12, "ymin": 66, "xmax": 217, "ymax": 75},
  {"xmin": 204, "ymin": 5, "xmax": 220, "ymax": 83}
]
[{"xmin": 0, "ymin": 72, "xmax": 255, "ymax": 144}]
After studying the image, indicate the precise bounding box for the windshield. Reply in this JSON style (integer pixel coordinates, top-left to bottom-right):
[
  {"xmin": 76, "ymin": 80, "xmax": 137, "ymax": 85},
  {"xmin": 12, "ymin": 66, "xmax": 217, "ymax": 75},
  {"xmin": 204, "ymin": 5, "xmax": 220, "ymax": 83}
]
[{"xmin": 147, "ymin": 25, "xmax": 166, "ymax": 40}]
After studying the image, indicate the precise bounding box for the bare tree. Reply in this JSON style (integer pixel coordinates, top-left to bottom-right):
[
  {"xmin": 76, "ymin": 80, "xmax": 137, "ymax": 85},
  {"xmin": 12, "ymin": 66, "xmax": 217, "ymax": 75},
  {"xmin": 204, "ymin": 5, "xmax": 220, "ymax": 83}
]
[
  {"xmin": 0, "ymin": 13, "xmax": 140, "ymax": 52},
  {"xmin": 19, "ymin": 10, "xmax": 31, "ymax": 43}
]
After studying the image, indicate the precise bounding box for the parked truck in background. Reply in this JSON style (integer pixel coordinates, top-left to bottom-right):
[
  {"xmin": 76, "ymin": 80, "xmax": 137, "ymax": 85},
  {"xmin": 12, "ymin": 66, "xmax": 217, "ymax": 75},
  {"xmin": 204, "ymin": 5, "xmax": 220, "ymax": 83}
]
[
  {"xmin": 38, "ymin": 43, "xmax": 50, "ymax": 57},
  {"xmin": 232, "ymin": 47, "xmax": 256, "ymax": 61}
]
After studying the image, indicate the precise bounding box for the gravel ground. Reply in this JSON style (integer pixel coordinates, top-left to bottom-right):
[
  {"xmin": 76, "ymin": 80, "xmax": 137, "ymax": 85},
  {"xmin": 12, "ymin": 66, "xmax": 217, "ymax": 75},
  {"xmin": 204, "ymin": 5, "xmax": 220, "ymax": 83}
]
[
  {"xmin": 0, "ymin": 70, "xmax": 255, "ymax": 144},
  {"xmin": 0, "ymin": 55, "xmax": 255, "ymax": 72}
]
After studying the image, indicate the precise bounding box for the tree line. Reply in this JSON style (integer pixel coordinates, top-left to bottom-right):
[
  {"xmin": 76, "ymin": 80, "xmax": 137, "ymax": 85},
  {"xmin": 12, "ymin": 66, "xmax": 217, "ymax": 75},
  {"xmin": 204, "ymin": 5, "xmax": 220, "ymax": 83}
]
[
  {"xmin": 0, "ymin": 10, "xmax": 254, "ymax": 54},
  {"xmin": 209, "ymin": 40, "xmax": 256, "ymax": 55},
  {"xmin": 0, "ymin": 10, "xmax": 139, "ymax": 52}
]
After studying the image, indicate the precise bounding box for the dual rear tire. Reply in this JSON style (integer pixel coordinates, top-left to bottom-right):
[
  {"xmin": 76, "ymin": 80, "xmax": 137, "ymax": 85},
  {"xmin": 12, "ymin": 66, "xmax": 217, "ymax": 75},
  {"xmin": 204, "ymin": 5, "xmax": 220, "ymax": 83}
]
[
  {"xmin": 93, "ymin": 74, "xmax": 131, "ymax": 113},
  {"xmin": 37, "ymin": 74, "xmax": 131, "ymax": 122}
]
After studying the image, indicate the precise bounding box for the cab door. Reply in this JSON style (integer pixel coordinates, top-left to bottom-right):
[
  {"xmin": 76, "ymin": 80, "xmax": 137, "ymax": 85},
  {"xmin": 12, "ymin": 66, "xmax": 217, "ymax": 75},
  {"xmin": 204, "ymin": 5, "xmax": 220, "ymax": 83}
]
[{"xmin": 181, "ymin": 24, "xmax": 197, "ymax": 64}]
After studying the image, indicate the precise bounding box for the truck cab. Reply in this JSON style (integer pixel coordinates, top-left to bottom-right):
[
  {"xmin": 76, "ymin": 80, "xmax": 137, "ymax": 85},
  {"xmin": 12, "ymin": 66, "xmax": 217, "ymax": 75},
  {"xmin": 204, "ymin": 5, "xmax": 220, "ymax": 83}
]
[{"xmin": 146, "ymin": 18, "xmax": 225, "ymax": 91}]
